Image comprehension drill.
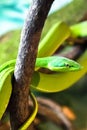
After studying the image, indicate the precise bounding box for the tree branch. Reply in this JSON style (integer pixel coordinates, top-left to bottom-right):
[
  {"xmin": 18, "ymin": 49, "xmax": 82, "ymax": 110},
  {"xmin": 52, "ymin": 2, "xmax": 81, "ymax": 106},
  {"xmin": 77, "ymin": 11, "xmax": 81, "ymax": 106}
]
[{"xmin": 9, "ymin": 0, "xmax": 54, "ymax": 129}]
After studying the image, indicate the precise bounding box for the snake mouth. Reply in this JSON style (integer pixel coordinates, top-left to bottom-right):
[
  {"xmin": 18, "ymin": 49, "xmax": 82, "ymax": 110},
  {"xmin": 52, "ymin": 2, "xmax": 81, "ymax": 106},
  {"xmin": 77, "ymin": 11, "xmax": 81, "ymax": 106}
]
[{"xmin": 70, "ymin": 65, "xmax": 83, "ymax": 71}]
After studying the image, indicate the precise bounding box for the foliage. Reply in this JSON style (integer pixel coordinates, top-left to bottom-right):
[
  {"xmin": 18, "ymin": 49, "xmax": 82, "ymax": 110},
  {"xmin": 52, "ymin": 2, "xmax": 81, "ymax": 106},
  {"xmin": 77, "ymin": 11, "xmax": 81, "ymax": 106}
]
[{"xmin": 0, "ymin": 20, "xmax": 87, "ymax": 129}]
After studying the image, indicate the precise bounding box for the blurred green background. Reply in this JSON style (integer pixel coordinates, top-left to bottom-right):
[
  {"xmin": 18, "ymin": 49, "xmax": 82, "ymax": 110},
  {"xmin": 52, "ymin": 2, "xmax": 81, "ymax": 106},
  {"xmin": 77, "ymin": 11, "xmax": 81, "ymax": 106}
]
[{"xmin": 0, "ymin": 0, "xmax": 87, "ymax": 130}]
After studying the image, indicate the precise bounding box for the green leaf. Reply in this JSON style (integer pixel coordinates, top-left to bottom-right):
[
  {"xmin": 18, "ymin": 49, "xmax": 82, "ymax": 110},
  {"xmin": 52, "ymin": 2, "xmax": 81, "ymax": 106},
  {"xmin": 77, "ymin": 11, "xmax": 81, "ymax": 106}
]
[
  {"xmin": 37, "ymin": 21, "xmax": 70, "ymax": 57},
  {"xmin": 71, "ymin": 21, "xmax": 87, "ymax": 37},
  {"xmin": 31, "ymin": 71, "xmax": 40, "ymax": 88},
  {"xmin": 0, "ymin": 67, "xmax": 13, "ymax": 119}
]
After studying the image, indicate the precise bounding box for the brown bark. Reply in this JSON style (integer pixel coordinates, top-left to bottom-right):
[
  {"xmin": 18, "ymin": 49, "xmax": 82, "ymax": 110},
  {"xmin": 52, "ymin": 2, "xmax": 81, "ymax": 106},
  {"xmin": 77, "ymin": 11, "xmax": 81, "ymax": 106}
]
[{"xmin": 9, "ymin": 0, "xmax": 54, "ymax": 129}]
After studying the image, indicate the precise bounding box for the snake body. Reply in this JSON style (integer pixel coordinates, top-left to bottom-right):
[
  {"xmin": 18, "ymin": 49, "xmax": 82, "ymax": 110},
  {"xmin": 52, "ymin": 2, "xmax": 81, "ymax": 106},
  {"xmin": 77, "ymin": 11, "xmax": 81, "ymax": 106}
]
[{"xmin": 0, "ymin": 56, "xmax": 81, "ymax": 73}]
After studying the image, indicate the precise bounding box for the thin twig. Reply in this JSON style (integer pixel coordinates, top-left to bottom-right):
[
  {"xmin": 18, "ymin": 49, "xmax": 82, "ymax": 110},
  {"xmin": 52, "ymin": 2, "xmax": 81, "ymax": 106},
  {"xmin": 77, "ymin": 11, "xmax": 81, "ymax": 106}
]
[{"xmin": 29, "ymin": 97, "xmax": 73, "ymax": 130}]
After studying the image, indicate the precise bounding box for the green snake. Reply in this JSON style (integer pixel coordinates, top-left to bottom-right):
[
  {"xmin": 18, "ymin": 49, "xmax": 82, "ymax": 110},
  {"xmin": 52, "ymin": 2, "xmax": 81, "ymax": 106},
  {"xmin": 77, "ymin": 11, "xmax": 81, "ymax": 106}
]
[
  {"xmin": 0, "ymin": 56, "xmax": 81, "ymax": 73},
  {"xmin": 0, "ymin": 21, "xmax": 83, "ymax": 129},
  {"xmin": 0, "ymin": 57, "xmax": 81, "ymax": 130}
]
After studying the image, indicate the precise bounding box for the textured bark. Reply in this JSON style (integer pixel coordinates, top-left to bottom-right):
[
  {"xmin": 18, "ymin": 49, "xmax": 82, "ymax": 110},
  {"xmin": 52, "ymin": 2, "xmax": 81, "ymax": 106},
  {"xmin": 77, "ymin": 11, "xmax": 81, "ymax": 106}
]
[{"xmin": 9, "ymin": 0, "xmax": 54, "ymax": 129}]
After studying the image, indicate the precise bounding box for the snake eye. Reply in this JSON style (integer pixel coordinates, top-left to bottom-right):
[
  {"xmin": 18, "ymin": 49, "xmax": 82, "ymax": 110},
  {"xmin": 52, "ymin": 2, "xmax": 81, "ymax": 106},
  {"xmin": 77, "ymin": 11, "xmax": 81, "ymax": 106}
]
[{"xmin": 65, "ymin": 63, "xmax": 70, "ymax": 67}]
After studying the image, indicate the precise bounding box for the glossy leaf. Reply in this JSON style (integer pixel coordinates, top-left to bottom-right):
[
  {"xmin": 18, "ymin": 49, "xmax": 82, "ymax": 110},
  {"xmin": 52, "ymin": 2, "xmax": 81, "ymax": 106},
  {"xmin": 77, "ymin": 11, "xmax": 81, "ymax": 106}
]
[
  {"xmin": 37, "ymin": 21, "xmax": 71, "ymax": 57},
  {"xmin": 0, "ymin": 67, "xmax": 13, "ymax": 119},
  {"xmin": 70, "ymin": 21, "xmax": 87, "ymax": 37}
]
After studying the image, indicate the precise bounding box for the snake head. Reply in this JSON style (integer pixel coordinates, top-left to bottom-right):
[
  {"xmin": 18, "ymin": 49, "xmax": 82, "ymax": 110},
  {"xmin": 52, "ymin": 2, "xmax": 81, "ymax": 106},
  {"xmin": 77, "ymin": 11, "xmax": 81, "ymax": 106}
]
[{"xmin": 48, "ymin": 56, "xmax": 82, "ymax": 72}]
